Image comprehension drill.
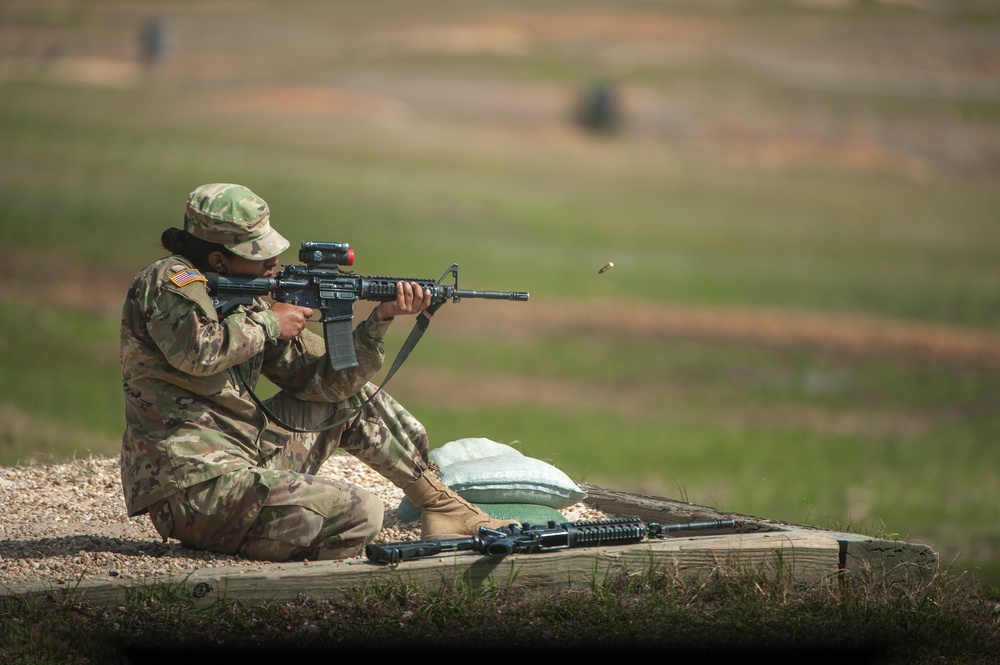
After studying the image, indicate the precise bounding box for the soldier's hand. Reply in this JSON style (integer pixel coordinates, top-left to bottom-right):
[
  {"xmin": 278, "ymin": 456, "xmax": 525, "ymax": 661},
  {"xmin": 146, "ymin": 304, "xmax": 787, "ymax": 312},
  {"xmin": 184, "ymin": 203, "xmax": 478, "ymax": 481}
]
[
  {"xmin": 376, "ymin": 281, "xmax": 432, "ymax": 320},
  {"xmin": 270, "ymin": 302, "xmax": 314, "ymax": 340}
]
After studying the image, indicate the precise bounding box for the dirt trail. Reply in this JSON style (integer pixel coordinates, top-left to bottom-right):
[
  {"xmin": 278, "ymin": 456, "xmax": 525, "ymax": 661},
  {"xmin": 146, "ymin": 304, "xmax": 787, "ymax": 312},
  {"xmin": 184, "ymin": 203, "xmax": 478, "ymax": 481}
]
[
  {"xmin": 448, "ymin": 299, "xmax": 1000, "ymax": 368},
  {"xmin": 3, "ymin": 252, "xmax": 999, "ymax": 370}
]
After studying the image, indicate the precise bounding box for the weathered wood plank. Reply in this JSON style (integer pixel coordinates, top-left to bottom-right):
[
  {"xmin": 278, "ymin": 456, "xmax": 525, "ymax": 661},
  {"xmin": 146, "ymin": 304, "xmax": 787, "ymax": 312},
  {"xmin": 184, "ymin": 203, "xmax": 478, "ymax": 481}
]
[
  {"xmin": 580, "ymin": 482, "xmax": 777, "ymax": 529},
  {"xmin": 580, "ymin": 483, "xmax": 938, "ymax": 585},
  {"xmin": 836, "ymin": 531, "xmax": 938, "ymax": 586},
  {"xmin": 0, "ymin": 530, "xmax": 842, "ymax": 609}
]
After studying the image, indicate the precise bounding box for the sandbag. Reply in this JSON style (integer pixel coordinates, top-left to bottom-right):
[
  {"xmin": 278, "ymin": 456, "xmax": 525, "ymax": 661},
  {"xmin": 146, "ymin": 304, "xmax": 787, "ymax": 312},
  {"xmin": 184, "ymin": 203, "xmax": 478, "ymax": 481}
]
[{"xmin": 395, "ymin": 438, "xmax": 587, "ymax": 522}]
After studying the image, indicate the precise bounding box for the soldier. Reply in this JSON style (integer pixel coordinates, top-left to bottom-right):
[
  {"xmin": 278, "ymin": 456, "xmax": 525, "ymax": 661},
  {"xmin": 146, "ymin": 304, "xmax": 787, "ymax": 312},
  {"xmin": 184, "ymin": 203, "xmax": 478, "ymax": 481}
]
[{"xmin": 120, "ymin": 183, "xmax": 507, "ymax": 561}]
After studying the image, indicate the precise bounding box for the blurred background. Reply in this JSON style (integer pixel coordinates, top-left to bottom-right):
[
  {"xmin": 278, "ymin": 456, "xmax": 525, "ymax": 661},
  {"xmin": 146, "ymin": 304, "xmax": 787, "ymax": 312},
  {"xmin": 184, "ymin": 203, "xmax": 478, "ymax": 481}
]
[{"xmin": 1, "ymin": 0, "xmax": 998, "ymax": 584}]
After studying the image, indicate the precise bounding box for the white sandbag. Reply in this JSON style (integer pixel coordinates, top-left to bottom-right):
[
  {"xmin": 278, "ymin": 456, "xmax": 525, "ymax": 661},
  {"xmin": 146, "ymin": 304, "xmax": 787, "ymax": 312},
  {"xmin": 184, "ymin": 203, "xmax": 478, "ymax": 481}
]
[
  {"xmin": 395, "ymin": 438, "xmax": 587, "ymax": 521},
  {"xmin": 433, "ymin": 439, "xmax": 586, "ymax": 509}
]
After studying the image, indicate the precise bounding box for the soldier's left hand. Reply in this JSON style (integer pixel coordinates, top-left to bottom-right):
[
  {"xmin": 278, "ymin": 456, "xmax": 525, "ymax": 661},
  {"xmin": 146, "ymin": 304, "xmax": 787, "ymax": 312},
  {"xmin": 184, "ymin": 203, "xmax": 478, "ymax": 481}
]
[{"xmin": 376, "ymin": 281, "xmax": 432, "ymax": 320}]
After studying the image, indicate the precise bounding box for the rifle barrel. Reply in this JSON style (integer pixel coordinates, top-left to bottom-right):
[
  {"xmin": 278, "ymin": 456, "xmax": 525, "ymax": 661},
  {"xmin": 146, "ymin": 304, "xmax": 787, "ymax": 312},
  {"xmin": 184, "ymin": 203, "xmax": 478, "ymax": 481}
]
[{"xmin": 453, "ymin": 289, "xmax": 530, "ymax": 301}]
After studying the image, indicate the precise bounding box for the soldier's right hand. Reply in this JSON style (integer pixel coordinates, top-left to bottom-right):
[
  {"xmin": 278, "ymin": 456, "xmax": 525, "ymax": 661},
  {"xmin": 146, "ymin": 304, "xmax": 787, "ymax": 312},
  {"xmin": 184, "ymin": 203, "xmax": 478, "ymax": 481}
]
[{"xmin": 270, "ymin": 302, "xmax": 314, "ymax": 340}]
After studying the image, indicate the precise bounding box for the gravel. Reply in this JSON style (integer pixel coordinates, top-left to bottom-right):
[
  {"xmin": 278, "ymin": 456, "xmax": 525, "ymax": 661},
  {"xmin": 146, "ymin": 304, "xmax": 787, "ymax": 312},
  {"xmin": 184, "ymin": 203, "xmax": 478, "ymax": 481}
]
[{"xmin": 0, "ymin": 454, "xmax": 606, "ymax": 588}]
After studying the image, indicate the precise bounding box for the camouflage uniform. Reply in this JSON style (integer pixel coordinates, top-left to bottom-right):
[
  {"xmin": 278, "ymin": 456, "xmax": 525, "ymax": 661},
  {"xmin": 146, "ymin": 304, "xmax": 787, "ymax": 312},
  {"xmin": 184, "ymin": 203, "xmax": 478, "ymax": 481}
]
[{"xmin": 120, "ymin": 184, "xmax": 428, "ymax": 561}]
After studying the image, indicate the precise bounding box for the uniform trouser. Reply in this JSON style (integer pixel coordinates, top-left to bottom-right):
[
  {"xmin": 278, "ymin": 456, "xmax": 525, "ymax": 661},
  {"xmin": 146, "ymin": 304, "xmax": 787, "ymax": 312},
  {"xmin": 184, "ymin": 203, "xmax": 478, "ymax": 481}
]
[{"xmin": 147, "ymin": 384, "xmax": 429, "ymax": 561}]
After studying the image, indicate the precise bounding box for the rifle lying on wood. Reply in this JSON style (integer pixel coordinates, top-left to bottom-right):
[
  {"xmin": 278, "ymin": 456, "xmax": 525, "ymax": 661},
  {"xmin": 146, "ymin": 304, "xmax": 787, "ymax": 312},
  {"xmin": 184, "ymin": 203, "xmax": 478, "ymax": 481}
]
[{"xmin": 365, "ymin": 517, "xmax": 738, "ymax": 565}]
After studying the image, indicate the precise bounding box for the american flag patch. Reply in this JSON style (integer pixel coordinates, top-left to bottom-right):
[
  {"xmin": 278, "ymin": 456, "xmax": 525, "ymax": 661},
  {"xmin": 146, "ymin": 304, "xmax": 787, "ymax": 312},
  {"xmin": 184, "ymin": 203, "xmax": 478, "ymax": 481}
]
[{"xmin": 169, "ymin": 269, "xmax": 208, "ymax": 287}]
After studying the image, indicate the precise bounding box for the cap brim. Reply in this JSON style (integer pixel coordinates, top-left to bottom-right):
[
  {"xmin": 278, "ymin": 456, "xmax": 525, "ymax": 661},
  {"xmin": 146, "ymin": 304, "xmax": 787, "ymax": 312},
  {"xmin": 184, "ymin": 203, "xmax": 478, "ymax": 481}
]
[{"xmin": 226, "ymin": 225, "xmax": 290, "ymax": 260}]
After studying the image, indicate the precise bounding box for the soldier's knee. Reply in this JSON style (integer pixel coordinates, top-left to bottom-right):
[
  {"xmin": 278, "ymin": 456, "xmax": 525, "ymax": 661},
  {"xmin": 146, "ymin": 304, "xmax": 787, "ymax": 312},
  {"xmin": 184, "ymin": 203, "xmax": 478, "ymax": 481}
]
[
  {"xmin": 302, "ymin": 492, "xmax": 383, "ymax": 560},
  {"xmin": 352, "ymin": 491, "xmax": 385, "ymax": 540},
  {"xmin": 310, "ymin": 488, "xmax": 384, "ymax": 546}
]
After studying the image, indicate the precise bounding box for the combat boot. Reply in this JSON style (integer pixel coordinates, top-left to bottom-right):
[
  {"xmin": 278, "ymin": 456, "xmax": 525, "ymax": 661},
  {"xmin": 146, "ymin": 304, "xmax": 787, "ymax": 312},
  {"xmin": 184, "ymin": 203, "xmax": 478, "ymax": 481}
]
[{"xmin": 404, "ymin": 463, "xmax": 510, "ymax": 538}]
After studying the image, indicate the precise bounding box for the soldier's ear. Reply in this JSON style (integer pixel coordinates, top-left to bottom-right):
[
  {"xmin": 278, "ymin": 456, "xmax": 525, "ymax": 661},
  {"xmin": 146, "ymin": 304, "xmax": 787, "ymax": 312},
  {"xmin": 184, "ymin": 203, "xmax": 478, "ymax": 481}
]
[{"xmin": 207, "ymin": 251, "xmax": 227, "ymax": 273}]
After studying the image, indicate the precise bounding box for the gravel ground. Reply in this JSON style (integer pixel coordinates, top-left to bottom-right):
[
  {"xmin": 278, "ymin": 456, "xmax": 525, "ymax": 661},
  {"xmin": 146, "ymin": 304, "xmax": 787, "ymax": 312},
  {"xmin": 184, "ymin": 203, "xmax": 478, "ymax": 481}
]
[{"xmin": 0, "ymin": 454, "xmax": 605, "ymax": 588}]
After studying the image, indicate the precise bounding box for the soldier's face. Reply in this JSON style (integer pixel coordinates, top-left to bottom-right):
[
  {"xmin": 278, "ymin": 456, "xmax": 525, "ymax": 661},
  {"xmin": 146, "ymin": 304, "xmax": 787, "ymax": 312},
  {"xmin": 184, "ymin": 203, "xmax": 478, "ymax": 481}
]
[{"xmin": 227, "ymin": 255, "xmax": 280, "ymax": 278}]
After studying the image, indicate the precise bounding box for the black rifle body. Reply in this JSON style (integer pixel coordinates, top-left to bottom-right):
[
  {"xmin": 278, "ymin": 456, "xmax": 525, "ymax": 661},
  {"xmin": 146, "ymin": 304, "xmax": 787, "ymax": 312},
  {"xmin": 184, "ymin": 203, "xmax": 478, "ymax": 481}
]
[
  {"xmin": 365, "ymin": 518, "xmax": 737, "ymax": 565},
  {"xmin": 206, "ymin": 242, "xmax": 529, "ymax": 371}
]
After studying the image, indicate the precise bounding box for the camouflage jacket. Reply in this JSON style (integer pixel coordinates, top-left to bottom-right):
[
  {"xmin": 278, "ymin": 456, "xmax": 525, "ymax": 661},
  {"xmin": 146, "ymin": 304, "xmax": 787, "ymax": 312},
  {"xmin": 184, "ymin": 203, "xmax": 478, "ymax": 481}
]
[{"xmin": 119, "ymin": 256, "xmax": 391, "ymax": 516}]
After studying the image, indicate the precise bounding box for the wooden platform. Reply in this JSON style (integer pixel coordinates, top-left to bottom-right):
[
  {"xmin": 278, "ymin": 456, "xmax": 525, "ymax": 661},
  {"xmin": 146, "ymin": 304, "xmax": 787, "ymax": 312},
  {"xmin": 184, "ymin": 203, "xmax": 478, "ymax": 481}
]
[
  {"xmin": 580, "ymin": 483, "xmax": 938, "ymax": 588},
  {"xmin": 0, "ymin": 484, "xmax": 938, "ymax": 608}
]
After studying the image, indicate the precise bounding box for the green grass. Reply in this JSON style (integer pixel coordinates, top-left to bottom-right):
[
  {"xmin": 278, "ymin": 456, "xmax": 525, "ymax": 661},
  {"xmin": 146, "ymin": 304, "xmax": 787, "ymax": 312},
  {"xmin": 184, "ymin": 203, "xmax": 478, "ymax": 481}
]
[
  {"xmin": 2, "ymin": 564, "xmax": 998, "ymax": 663},
  {"xmin": 2, "ymin": 82, "xmax": 999, "ymax": 325},
  {"xmin": 0, "ymin": 303, "xmax": 122, "ymax": 465}
]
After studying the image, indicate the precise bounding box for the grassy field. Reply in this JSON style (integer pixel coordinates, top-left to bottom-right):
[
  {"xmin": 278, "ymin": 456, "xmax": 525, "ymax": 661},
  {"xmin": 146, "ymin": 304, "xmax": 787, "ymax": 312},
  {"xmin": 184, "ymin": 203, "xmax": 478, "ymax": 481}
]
[{"xmin": 1, "ymin": 0, "xmax": 999, "ymax": 588}]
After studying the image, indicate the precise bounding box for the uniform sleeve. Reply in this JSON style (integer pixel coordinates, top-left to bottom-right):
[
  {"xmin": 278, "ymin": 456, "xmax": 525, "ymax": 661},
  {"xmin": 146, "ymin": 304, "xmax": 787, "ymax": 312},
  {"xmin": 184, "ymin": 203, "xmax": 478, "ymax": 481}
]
[
  {"xmin": 146, "ymin": 275, "xmax": 280, "ymax": 377},
  {"xmin": 261, "ymin": 307, "xmax": 392, "ymax": 402}
]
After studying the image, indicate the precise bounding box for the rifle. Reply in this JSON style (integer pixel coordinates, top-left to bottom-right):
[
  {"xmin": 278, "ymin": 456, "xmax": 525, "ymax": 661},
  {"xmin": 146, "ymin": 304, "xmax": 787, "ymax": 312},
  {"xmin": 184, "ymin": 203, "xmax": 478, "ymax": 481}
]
[
  {"xmin": 365, "ymin": 517, "xmax": 738, "ymax": 565},
  {"xmin": 207, "ymin": 241, "xmax": 529, "ymax": 371}
]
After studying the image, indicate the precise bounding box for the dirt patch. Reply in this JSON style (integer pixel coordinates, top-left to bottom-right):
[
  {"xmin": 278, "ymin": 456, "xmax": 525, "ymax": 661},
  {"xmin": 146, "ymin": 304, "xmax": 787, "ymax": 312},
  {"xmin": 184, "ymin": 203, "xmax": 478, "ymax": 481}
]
[
  {"xmin": 441, "ymin": 298, "xmax": 1000, "ymax": 369},
  {"xmin": 0, "ymin": 251, "xmax": 132, "ymax": 321},
  {"xmin": 204, "ymin": 85, "xmax": 409, "ymax": 124},
  {"xmin": 387, "ymin": 367, "xmax": 931, "ymax": 442},
  {"xmin": 3, "ymin": 250, "xmax": 999, "ymax": 370},
  {"xmin": 469, "ymin": 9, "xmax": 726, "ymax": 41}
]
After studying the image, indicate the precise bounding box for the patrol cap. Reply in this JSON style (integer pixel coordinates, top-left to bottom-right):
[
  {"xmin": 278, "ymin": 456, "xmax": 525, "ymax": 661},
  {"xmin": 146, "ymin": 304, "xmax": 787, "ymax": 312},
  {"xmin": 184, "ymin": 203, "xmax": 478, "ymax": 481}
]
[{"xmin": 184, "ymin": 183, "xmax": 290, "ymax": 260}]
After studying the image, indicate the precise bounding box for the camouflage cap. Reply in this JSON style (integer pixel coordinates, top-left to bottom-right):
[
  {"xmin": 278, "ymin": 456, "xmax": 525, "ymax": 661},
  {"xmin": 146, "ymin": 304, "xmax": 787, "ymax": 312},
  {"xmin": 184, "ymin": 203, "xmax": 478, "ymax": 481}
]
[{"xmin": 184, "ymin": 183, "xmax": 290, "ymax": 260}]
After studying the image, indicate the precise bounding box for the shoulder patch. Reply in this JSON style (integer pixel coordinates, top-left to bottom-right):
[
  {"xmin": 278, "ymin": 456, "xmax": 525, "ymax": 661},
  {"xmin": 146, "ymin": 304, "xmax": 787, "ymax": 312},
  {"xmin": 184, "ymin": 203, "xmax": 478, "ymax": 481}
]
[{"xmin": 169, "ymin": 269, "xmax": 208, "ymax": 288}]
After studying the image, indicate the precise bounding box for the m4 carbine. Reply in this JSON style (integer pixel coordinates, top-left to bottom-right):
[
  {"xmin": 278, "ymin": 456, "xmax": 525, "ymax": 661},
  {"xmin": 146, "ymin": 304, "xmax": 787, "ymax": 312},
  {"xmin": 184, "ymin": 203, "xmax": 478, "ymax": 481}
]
[
  {"xmin": 207, "ymin": 241, "xmax": 529, "ymax": 371},
  {"xmin": 365, "ymin": 518, "xmax": 738, "ymax": 565}
]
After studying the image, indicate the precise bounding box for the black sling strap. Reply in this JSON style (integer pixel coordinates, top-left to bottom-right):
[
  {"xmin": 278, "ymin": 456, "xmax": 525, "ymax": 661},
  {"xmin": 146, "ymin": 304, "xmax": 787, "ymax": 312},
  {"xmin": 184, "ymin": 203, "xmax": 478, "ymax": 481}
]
[{"xmin": 236, "ymin": 300, "xmax": 443, "ymax": 435}]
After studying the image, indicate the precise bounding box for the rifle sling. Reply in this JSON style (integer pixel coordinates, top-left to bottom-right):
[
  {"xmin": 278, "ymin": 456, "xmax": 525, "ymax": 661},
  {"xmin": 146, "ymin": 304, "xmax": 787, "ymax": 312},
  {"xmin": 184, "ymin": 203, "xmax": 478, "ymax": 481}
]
[{"xmin": 236, "ymin": 303, "xmax": 440, "ymax": 435}]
